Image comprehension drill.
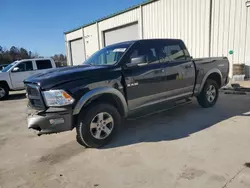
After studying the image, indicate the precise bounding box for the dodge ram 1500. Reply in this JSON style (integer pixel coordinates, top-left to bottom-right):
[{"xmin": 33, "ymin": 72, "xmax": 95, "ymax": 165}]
[{"xmin": 24, "ymin": 39, "xmax": 229, "ymax": 148}]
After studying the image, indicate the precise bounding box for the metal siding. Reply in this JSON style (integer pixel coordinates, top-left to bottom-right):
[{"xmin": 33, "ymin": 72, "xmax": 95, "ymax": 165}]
[
  {"xmin": 233, "ymin": 0, "xmax": 242, "ymax": 64},
  {"xmin": 70, "ymin": 39, "xmax": 86, "ymax": 66},
  {"xmin": 104, "ymin": 24, "xmax": 139, "ymax": 46},
  {"xmin": 239, "ymin": 1, "xmax": 247, "ymax": 64},
  {"xmin": 65, "ymin": 0, "xmax": 249, "ymax": 78},
  {"xmin": 98, "ymin": 8, "xmax": 140, "ymax": 48},
  {"xmin": 65, "ymin": 29, "xmax": 83, "ymax": 41},
  {"xmin": 245, "ymin": 7, "xmax": 250, "ymax": 77},
  {"xmin": 142, "ymin": 0, "xmax": 210, "ymax": 58},
  {"xmin": 65, "ymin": 41, "xmax": 72, "ymax": 66},
  {"xmin": 83, "ymin": 24, "xmax": 99, "ymax": 59},
  {"xmin": 211, "ymin": 0, "xmax": 248, "ymax": 77}
]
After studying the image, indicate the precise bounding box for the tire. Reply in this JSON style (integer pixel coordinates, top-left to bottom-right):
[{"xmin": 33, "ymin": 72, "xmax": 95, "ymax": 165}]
[
  {"xmin": 0, "ymin": 84, "xmax": 9, "ymax": 100},
  {"xmin": 197, "ymin": 79, "xmax": 219, "ymax": 108},
  {"xmin": 76, "ymin": 103, "xmax": 121, "ymax": 148}
]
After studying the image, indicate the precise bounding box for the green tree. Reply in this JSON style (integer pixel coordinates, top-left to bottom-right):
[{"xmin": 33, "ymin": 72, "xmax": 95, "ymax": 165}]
[
  {"xmin": 9, "ymin": 46, "xmax": 19, "ymax": 61},
  {"xmin": 20, "ymin": 48, "xmax": 29, "ymax": 59},
  {"xmin": 59, "ymin": 54, "xmax": 65, "ymax": 61}
]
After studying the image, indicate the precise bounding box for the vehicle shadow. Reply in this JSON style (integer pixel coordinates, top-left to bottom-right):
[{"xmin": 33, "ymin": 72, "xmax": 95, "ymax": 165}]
[
  {"xmin": 102, "ymin": 94, "xmax": 250, "ymax": 149},
  {"xmin": 6, "ymin": 92, "xmax": 26, "ymax": 100}
]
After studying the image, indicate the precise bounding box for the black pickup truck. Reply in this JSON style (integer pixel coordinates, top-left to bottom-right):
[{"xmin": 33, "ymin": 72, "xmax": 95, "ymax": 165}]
[{"xmin": 25, "ymin": 39, "xmax": 229, "ymax": 148}]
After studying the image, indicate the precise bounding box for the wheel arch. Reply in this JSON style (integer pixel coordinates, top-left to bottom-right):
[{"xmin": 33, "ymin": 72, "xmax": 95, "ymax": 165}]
[
  {"xmin": 0, "ymin": 80, "xmax": 10, "ymax": 90},
  {"xmin": 199, "ymin": 69, "xmax": 223, "ymax": 93},
  {"xmin": 73, "ymin": 87, "xmax": 128, "ymax": 117}
]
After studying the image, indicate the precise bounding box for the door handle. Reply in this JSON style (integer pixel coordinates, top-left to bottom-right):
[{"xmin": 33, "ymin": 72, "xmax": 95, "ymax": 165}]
[
  {"xmin": 155, "ymin": 69, "xmax": 165, "ymax": 73},
  {"xmin": 184, "ymin": 64, "xmax": 193, "ymax": 69}
]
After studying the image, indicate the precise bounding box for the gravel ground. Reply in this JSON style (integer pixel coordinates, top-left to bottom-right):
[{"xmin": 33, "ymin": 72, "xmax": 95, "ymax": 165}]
[{"xmin": 0, "ymin": 91, "xmax": 250, "ymax": 188}]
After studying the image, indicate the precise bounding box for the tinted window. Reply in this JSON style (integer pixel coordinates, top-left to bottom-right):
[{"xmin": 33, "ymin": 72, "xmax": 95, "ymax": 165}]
[
  {"xmin": 36, "ymin": 60, "xmax": 52, "ymax": 70},
  {"xmin": 14, "ymin": 61, "xmax": 33, "ymax": 72},
  {"xmin": 85, "ymin": 43, "xmax": 131, "ymax": 65},
  {"xmin": 159, "ymin": 41, "xmax": 186, "ymax": 62},
  {"xmin": 128, "ymin": 41, "xmax": 159, "ymax": 64},
  {"xmin": 2, "ymin": 62, "xmax": 17, "ymax": 72}
]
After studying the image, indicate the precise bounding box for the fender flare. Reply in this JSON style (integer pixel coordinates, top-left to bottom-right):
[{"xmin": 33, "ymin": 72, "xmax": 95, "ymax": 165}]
[
  {"xmin": 0, "ymin": 80, "xmax": 10, "ymax": 90},
  {"xmin": 199, "ymin": 68, "xmax": 223, "ymax": 93},
  {"xmin": 73, "ymin": 87, "xmax": 128, "ymax": 117}
]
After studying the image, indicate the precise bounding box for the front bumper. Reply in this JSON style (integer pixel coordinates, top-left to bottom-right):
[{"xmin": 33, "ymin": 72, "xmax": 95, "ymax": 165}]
[{"xmin": 27, "ymin": 106, "xmax": 73, "ymax": 136}]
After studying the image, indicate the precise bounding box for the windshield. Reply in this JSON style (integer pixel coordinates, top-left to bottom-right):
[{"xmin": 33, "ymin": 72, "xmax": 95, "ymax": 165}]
[
  {"xmin": 84, "ymin": 43, "xmax": 132, "ymax": 65},
  {"xmin": 1, "ymin": 62, "xmax": 18, "ymax": 72}
]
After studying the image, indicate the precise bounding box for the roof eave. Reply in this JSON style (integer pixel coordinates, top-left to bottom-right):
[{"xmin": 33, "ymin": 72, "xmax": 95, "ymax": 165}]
[{"xmin": 64, "ymin": 0, "xmax": 158, "ymax": 35}]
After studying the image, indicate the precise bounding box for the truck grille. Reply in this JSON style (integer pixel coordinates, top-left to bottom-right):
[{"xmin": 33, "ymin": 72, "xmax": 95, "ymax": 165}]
[{"xmin": 26, "ymin": 84, "xmax": 46, "ymax": 110}]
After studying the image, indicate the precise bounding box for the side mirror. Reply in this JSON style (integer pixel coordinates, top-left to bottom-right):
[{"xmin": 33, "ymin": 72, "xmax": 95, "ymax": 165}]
[
  {"xmin": 12, "ymin": 67, "xmax": 20, "ymax": 72},
  {"xmin": 126, "ymin": 55, "xmax": 147, "ymax": 68}
]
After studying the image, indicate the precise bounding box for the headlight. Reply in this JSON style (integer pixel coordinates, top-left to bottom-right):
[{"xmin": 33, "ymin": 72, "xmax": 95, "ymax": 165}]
[{"xmin": 42, "ymin": 90, "xmax": 74, "ymax": 107}]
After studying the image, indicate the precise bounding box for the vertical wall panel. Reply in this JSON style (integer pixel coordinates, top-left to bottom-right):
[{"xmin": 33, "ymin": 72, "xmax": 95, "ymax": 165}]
[
  {"xmin": 65, "ymin": 0, "xmax": 249, "ymax": 78},
  {"xmin": 211, "ymin": 0, "xmax": 249, "ymax": 77},
  {"xmin": 65, "ymin": 41, "xmax": 71, "ymax": 65},
  {"xmin": 65, "ymin": 29, "xmax": 83, "ymax": 41},
  {"xmin": 222, "ymin": 0, "xmax": 231, "ymax": 58},
  {"xmin": 83, "ymin": 24, "xmax": 99, "ymax": 58},
  {"xmin": 98, "ymin": 8, "xmax": 140, "ymax": 48},
  {"xmin": 245, "ymin": 7, "xmax": 250, "ymax": 77},
  {"xmin": 211, "ymin": 0, "xmax": 247, "ymax": 63},
  {"xmin": 233, "ymin": 0, "xmax": 241, "ymax": 64},
  {"xmin": 143, "ymin": 0, "xmax": 210, "ymax": 58},
  {"xmin": 239, "ymin": 1, "xmax": 247, "ymax": 64}
]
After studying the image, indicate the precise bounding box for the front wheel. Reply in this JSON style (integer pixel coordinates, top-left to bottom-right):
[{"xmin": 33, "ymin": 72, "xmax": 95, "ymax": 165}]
[
  {"xmin": 197, "ymin": 79, "xmax": 219, "ymax": 108},
  {"xmin": 0, "ymin": 84, "xmax": 9, "ymax": 100},
  {"xmin": 76, "ymin": 103, "xmax": 121, "ymax": 148}
]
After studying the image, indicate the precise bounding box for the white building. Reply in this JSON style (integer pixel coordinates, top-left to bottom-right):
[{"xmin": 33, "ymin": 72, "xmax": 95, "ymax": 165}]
[{"xmin": 65, "ymin": 0, "xmax": 250, "ymax": 78}]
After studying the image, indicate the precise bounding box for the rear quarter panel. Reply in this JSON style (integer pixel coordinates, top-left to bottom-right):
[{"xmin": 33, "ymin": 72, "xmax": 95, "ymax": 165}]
[{"xmin": 193, "ymin": 57, "xmax": 229, "ymax": 94}]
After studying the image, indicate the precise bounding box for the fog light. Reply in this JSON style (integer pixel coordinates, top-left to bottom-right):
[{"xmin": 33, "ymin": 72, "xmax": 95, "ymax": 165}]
[{"xmin": 49, "ymin": 118, "xmax": 64, "ymax": 125}]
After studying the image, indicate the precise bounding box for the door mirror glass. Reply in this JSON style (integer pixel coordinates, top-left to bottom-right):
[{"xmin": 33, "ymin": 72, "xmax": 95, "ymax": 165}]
[
  {"xmin": 12, "ymin": 67, "xmax": 20, "ymax": 72},
  {"xmin": 127, "ymin": 55, "xmax": 147, "ymax": 67}
]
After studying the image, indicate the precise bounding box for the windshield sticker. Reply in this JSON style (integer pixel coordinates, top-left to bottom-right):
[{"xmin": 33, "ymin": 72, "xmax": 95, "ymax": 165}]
[{"xmin": 113, "ymin": 48, "xmax": 126, "ymax": 52}]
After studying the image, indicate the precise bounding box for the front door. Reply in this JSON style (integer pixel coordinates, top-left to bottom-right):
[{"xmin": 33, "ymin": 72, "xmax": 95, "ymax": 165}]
[
  {"xmin": 10, "ymin": 61, "xmax": 34, "ymax": 89},
  {"xmin": 159, "ymin": 40, "xmax": 196, "ymax": 98},
  {"xmin": 122, "ymin": 40, "xmax": 167, "ymax": 110}
]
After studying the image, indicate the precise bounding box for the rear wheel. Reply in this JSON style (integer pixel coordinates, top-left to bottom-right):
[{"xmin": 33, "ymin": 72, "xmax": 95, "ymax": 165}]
[
  {"xmin": 0, "ymin": 84, "xmax": 9, "ymax": 100},
  {"xmin": 76, "ymin": 103, "xmax": 121, "ymax": 148},
  {"xmin": 197, "ymin": 79, "xmax": 219, "ymax": 108}
]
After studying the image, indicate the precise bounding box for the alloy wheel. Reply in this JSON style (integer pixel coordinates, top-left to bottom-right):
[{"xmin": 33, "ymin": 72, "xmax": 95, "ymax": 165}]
[{"xmin": 89, "ymin": 112, "xmax": 114, "ymax": 140}]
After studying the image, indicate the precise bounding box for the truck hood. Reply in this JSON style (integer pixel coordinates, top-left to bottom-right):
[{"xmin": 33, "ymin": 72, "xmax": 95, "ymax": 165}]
[{"xmin": 24, "ymin": 65, "xmax": 110, "ymax": 90}]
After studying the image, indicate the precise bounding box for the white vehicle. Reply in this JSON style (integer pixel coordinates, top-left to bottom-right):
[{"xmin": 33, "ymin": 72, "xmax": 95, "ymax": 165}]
[{"xmin": 0, "ymin": 58, "xmax": 56, "ymax": 100}]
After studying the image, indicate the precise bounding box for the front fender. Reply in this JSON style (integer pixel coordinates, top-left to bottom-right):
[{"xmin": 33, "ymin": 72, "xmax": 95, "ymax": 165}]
[
  {"xmin": 0, "ymin": 72, "xmax": 12, "ymax": 89},
  {"xmin": 73, "ymin": 87, "xmax": 128, "ymax": 117}
]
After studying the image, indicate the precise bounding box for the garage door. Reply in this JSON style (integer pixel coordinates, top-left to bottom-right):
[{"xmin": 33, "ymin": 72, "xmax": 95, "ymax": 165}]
[
  {"xmin": 70, "ymin": 38, "xmax": 86, "ymax": 66},
  {"xmin": 104, "ymin": 23, "xmax": 139, "ymax": 46}
]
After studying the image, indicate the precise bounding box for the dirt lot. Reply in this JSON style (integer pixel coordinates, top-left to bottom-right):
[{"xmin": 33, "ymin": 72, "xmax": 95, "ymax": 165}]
[{"xmin": 0, "ymin": 91, "xmax": 250, "ymax": 188}]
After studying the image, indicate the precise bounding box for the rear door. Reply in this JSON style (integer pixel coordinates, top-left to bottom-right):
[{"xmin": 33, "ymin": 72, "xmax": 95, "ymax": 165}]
[
  {"xmin": 159, "ymin": 40, "xmax": 195, "ymax": 98},
  {"xmin": 122, "ymin": 40, "xmax": 167, "ymax": 110},
  {"xmin": 10, "ymin": 61, "xmax": 35, "ymax": 89},
  {"xmin": 35, "ymin": 59, "xmax": 53, "ymax": 74}
]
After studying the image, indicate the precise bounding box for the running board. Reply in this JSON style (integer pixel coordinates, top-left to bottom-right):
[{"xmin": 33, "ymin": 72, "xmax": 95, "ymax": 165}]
[{"xmin": 127, "ymin": 98, "xmax": 192, "ymax": 120}]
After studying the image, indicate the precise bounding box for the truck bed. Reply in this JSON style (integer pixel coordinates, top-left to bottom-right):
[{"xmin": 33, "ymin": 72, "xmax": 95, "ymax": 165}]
[{"xmin": 193, "ymin": 57, "xmax": 229, "ymax": 95}]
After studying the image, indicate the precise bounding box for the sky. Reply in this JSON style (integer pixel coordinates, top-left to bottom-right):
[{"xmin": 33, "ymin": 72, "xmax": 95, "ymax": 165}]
[{"xmin": 0, "ymin": 0, "xmax": 145, "ymax": 57}]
